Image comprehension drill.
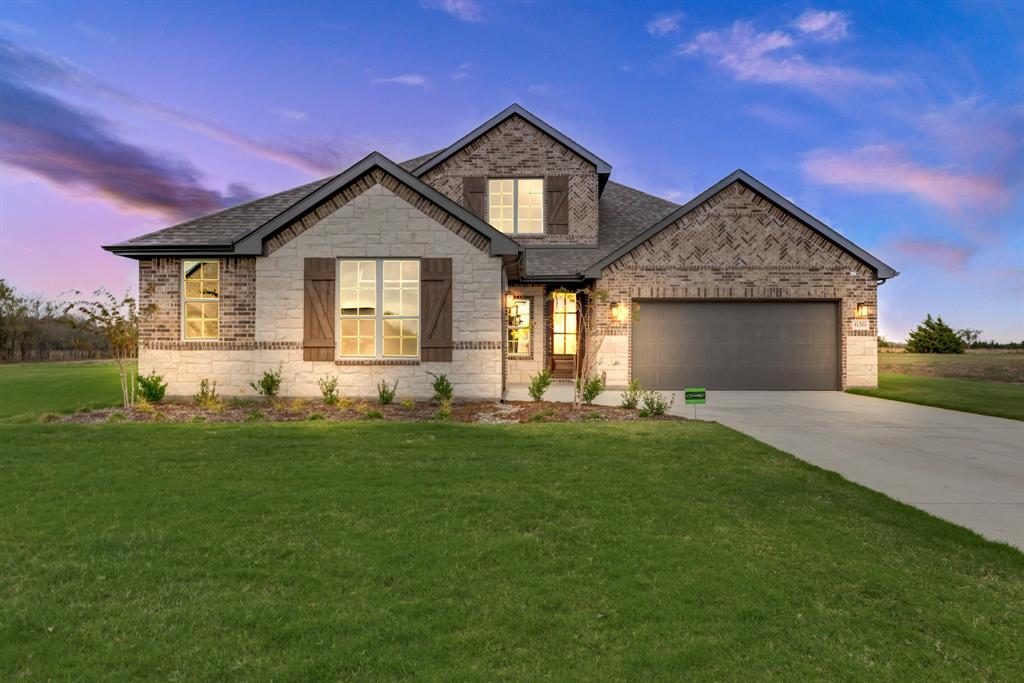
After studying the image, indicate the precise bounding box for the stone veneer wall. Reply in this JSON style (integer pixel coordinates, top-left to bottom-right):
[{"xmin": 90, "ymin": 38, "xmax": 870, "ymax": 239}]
[
  {"xmin": 419, "ymin": 114, "xmax": 600, "ymax": 245},
  {"xmin": 592, "ymin": 181, "xmax": 879, "ymax": 389},
  {"xmin": 138, "ymin": 182, "xmax": 504, "ymax": 399},
  {"xmin": 505, "ymin": 285, "xmax": 546, "ymax": 385}
]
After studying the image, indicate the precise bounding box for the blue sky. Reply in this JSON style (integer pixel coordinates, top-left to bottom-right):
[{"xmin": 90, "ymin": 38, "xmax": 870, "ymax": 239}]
[{"xmin": 0, "ymin": 0, "xmax": 1021, "ymax": 341}]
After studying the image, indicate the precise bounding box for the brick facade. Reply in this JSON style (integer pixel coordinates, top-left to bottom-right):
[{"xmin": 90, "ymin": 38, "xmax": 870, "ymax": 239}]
[
  {"xmin": 590, "ymin": 181, "xmax": 878, "ymax": 389},
  {"xmin": 420, "ymin": 114, "xmax": 600, "ymax": 244}
]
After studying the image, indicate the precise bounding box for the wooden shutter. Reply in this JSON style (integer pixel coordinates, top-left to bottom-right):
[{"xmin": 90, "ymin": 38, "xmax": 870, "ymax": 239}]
[
  {"xmin": 463, "ymin": 177, "xmax": 486, "ymax": 219},
  {"xmin": 420, "ymin": 258, "xmax": 453, "ymax": 362},
  {"xmin": 546, "ymin": 176, "xmax": 570, "ymax": 234},
  {"xmin": 303, "ymin": 257, "xmax": 335, "ymax": 361}
]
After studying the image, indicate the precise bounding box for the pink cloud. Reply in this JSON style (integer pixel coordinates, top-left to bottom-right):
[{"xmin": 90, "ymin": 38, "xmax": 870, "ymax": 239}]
[
  {"xmin": 887, "ymin": 239, "xmax": 975, "ymax": 272},
  {"xmin": 802, "ymin": 144, "xmax": 1008, "ymax": 212},
  {"xmin": 794, "ymin": 10, "xmax": 850, "ymax": 42},
  {"xmin": 680, "ymin": 21, "xmax": 893, "ymax": 94}
]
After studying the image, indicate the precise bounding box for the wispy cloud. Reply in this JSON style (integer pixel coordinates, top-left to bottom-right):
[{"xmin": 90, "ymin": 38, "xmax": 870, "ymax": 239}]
[
  {"xmin": 793, "ymin": 10, "xmax": 849, "ymax": 42},
  {"xmin": 802, "ymin": 144, "xmax": 1008, "ymax": 212},
  {"xmin": 646, "ymin": 11, "xmax": 684, "ymax": 36},
  {"xmin": 0, "ymin": 18, "xmax": 35, "ymax": 36},
  {"xmin": 421, "ymin": 0, "xmax": 481, "ymax": 23},
  {"xmin": 270, "ymin": 107, "xmax": 308, "ymax": 121},
  {"xmin": 0, "ymin": 79, "xmax": 254, "ymax": 219},
  {"xmin": 450, "ymin": 62, "xmax": 471, "ymax": 80},
  {"xmin": 371, "ymin": 73, "xmax": 429, "ymax": 88},
  {"xmin": 680, "ymin": 20, "xmax": 893, "ymax": 95},
  {"xmin": 888, "ymin": 238, "xmax": 975, "ymax": 272},
  {"xmin": 0, "ymin": 38, "xmax": 357, "ymax": 175}
]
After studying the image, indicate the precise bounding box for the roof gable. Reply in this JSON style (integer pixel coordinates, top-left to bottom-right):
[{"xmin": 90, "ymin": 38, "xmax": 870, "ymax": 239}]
[
  {"xmin": 410, "ymin": 104, "xmax": 612, "ymax": 187},
  {"xmin": 585, "ymin": 170, "xmax": 898, "ymax": 280}
]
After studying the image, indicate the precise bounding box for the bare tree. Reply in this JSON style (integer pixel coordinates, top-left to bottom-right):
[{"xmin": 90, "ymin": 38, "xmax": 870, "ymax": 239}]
[
  {"xmin": 547, "ymin": 287, "xmax": 618, "ymax": 408},
  {"xmin": 65, "ymin": 289, "xmax": 153, "ymax": 409},
  {"xmin": 957, "ymin": 328, "xmax": 983, "ymax": 349}
]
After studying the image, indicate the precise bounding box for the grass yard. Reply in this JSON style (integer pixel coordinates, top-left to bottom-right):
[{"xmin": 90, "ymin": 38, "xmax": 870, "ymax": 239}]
[
  {"xmin": 2, "ymin": 422, "xmax": 1023, "ymax": 680},
  {"xmin": 0, "ymin": 360, "xmax": 123, "ymax": 422},
  {"xmin": 852, "ymin": 353, "xmax": 1024, "ymax": 420}
]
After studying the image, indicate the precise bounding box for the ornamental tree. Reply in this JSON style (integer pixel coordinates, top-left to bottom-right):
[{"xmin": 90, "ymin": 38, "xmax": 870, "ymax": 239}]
[{"xmin": 904, "ymin": 314, "xmax": 965, "ymax": 354}]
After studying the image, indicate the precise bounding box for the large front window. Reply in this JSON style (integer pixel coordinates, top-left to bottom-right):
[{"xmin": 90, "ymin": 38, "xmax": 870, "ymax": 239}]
[
  {"xmin": 506, "ymin": 296, "xmax": 531, "ymax": 356},
  {"xmin": 488, "ymin": 178, "xmax": 544, "ymax": 234},
  {"xmin": 183, "ymin": 260, "xmax": 219, "ymax": 339},
  {"xmin": 339, "ymin": 259, "xmax": 419, "ymax": 358}
]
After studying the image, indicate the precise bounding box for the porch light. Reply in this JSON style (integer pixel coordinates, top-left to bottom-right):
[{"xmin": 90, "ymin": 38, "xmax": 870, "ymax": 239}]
[
  {"xmin": 610, "ymin": 301, "xmax": 631, "ymax": 323},
  {"xmin": 855, "ymin": 303, "xmax": 872, "ymax": 318},
  {"xmin": 505, "ymin": 292, "xmax": 517, "ymax": 308}
]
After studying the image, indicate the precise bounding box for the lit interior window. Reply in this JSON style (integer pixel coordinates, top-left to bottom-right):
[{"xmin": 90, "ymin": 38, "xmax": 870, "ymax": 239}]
[
  {"xmin": 507, "ymin": 296, "xmax": 531, "ymax": 356},
  {"xmin": 183, "ymin": 260, "xmax": 219, "ymax": 339},
  {"xmin": 487, "ymin": 178, "xmax": 544, "ymax": 234},
  {"xmin": 339, "ymin": 259, "xmax": 419, "ymax": 358},
  {"xmin": 551, "ymin": 291, "xmax": 577, "ymax": 355}
]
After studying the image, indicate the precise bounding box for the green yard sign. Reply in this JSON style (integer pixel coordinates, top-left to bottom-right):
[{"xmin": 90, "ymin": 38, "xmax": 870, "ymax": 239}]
[{"xmin": 684, "ymin": 388, "xmax": 706, "ymax": 405}]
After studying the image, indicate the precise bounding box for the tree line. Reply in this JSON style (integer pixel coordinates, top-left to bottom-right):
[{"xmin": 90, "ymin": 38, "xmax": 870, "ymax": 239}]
[{"xmin": 0, "ymin": 279, "xmax": 113, "ymax": 363}]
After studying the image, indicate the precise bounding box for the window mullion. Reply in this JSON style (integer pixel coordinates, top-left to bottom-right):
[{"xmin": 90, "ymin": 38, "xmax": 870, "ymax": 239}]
[
  {"xmin": 376, "ymin": 258, "xmax": 383, "ymax": 359},
  {"xmin": 512, "ymin": 179, "xmax": 519, "ymax": 234}
]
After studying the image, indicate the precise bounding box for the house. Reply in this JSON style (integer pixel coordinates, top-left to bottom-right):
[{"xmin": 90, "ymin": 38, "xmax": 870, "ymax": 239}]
[{"xmin": 104, "ymin": 104, "xmax": 897, "ymax": 399}]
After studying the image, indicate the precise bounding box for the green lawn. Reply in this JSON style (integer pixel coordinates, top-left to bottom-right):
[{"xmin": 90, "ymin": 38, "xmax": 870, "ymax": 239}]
[
  {"xmin": 850, "ymin": 373, "xmax": 1024, "ymax": 421},
  {"xmin": 1, "ymin": 362, "xmax": 1022, "ymax": 679},
  {"xmin": 0, "ymin": 361, "xmax": 123, "ymax": 422}
]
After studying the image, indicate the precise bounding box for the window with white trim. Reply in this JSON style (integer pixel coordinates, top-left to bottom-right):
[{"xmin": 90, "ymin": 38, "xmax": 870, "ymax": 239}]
[
  {"xmin": 488, "ymin": 178, "xmax": 544, "ymax": 234},
  {"xmin": 182, "ymin": 260, "xmax": 219, "ymax": 339},
  {"xmin": 338, "ymin": 259, "xmax": 419, "ymax": 358},
  {"xmin": 506, "ymin": 296, "xmax": 531, "ymax": 356}
]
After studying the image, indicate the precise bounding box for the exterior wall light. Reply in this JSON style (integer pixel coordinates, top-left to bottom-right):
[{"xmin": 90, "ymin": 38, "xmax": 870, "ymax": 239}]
[
  {"xmin": 610, "ymin": 301, "xmax": 631, "ymax": 323},
  {"xmin": 505, "ymin": 292, "xmax": 517, "ymax": 309},
  {"xmin": 855, "ymin": 303, "xmax": 872, "ymax": 318}
]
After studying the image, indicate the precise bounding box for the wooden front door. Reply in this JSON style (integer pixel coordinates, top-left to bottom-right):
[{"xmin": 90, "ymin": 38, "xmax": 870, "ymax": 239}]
[{"xmin": 549, "ymin": 291, "xmax": 578, "ymax": 378}]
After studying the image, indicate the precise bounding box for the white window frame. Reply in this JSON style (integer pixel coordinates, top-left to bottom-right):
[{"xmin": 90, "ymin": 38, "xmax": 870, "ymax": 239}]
[
  {"xmin": 488, "ymin": 178, "xmax": 545, "ymax": 235},
  {"xmin": 181, "ymin": 259, "xmax": 219, "ymax": 341},
  {"xmin": 506, "ymin": 296, "xmax": 531, "ymax": 357},
  {"xmin": 337, "ymin": 258, "xmax": 420, "ymax": 360}
]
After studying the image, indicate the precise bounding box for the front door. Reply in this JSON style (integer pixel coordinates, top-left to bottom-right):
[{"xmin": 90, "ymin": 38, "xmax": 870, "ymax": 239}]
[{"xmin": 549, "ymin": 291, "xmax": 578, "ymax": 378}]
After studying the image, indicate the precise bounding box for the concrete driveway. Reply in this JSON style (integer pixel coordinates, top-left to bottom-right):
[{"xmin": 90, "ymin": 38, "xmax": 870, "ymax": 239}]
[{"xmin": 506, "ymin": 385, "xmax": 1024, "ymax": 549}]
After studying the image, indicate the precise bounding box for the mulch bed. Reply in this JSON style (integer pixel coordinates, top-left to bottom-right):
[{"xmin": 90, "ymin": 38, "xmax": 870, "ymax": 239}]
[{"xmin": 59, "ymin": 400, "xmax": 683, "ymax": 425}]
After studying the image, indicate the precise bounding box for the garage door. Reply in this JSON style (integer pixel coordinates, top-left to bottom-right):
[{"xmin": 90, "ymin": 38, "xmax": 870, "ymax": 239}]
[{"xmin": 631, "ymin": 301, "xmax": 839, "ymax": 390}]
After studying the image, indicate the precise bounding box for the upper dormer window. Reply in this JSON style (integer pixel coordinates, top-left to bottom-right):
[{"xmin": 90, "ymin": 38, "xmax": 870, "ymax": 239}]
[{"xmin": 488, "ymin": 178, "xmax": 544, "ymax": 234}]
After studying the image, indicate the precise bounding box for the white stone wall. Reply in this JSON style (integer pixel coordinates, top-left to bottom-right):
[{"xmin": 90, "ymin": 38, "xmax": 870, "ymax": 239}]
[
  {"xmin": 144, "ymin": 183, "xmax": 505, "ymax": 400},
  {"xmin": 845, "ymin": 336, "xmax": 878, "ymax": 388}
]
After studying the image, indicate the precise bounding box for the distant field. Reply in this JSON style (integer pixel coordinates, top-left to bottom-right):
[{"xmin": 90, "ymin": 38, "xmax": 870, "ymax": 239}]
[
  {"xmin": 0, "ymin": 361, "xmax": 123, "ymax": 422},
  {"xmin": 878, "ymin": 352, "xmax": 1024, "ymax": 383}
]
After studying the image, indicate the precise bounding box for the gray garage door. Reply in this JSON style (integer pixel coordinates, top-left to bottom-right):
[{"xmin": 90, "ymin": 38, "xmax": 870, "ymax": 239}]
[{"xmin": 632, "ymin": 301, "xmax": 839, "ymax": 390}]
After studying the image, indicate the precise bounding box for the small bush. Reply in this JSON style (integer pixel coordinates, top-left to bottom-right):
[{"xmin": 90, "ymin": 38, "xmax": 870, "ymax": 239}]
[
  {"xmin": 527, "ymin": 369, "xmax": 552, "ymax": 402},
  {"xmin": 620, "ymin": 379, "xmax": 643, "ymax": 409},
  {"xmin": 353, "ymin": 401, "xmax": 370, "ymax": 416},
  {"xmin": 135, "ymin": 397, "xmax": 157, "ymax": 415},
  {"xmin": 137, "ymin": 371, "xmax": 167, "ymax": 403},
  {"xmin": 580, "ymin": 375, "xmax": 605, "ymax": 405},
  {"xmin": 289, "ymin": 398, "xmax": 306, "ymax": 411},
  {"xmin": 319, "ymin": 374, "xmax": 339, "ymax": 405},
  {"xmin": 639, "ymin": 390, "xmax": 673, "ymax": 417},
  {"xmin": 584, "ymin": 410, "xmax": 602, "ymax": 421},
  {"xmin": 189, "ymin": 415, "xmax": 206, "ymax": 423},
  {"xmin": 378, "ymin": 379, "xmax": 398, "ymax": 405},
  {"xmin": 337, "ymin": 397, "xmax": 353, "ymax": 409},
  {"xmin": 400, "ymin": 398, "xmax": 416, "ymax": 409},
  {"xmin": 528, "ymin": 408, "xmax": 555, "ymax": 423},
  {"xmin": 905, "ymin": 314, "xmax": 965, "ymax": 354},
  {"xmin": 308, "ymin": 412, "xmax": 325, "ymax": 421},
  {"xmin": 194, "ymin": 379, "xmax": 220, "ymax": 408},
  {"xmin": 246, "ymin": 411, "xmax": 265, "ymax": 422},
  {"xmin": 251, "ymin": 367, "xmax": 283, "ymax": 401},
  {"xmin": 363, "ymin": 409, "xmax": 384, "ymax": 420},
  {"xmin": 434, "ymin": 398, "xmax": 453, "ymax": 421},
  {"xmin": 429, "ymin": 373, "xmax": 453, "ymax": 403},
  {"xmin": 107, "ymin": 411, "xmax": 125, "ymax": 423}
]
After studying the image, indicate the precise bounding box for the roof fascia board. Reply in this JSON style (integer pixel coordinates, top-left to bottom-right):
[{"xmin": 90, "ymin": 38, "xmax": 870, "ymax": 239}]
[
  {"xmin": 233, "ymin": 152, "xmax": 520, "ymax": 257},
  {"xmin": 584, "ymin": 170, "xmax": 898, "ymax": 280},
  {"xmin": 410, "ymin": 104, "xmax": 612, "ymax": 178}
]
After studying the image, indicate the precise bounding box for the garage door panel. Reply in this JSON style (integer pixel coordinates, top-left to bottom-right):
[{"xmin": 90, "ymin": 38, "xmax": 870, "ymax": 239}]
[{"xmin": 632, "ymin": 301, "xmax": 839, "ymax": 390}]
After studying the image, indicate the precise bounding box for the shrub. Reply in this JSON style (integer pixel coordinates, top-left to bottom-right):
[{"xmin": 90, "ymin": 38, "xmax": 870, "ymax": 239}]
[
  {"xmin": 434, "ymin": 398, "xmax": 453, "ymax": 421},
  {"xmin": 528, "ymin": 408, "xmax": 555, "ymax": 423},
  {"xmin": 319, "ymin": 374, "xmax": 339, "ymax": 405},
  {"xmin": 363, "ymin": 409, "xmax": 384, "ymax": 420},
  {"xmin": 905, "ymin": 314, "xmax": 965, "ymax": 354},
  {"xmin": 107, "ymin": 411, "xmax": 125, "ymax": 423},
  {"xmin": 337, "ymin": 397, "xmax": 353, "ymax": 410},
  {"xmin": 353, "ymin": 401, "xmax": 370, "ymax": 416},
  {"xmin": 620, "ymin": 379, "xmax": 643, "ymax": 409},
  {"xmin": 289, "ymin": 398, "xmax": 306, "ymax": 411},
  {"xmin": 378, "ymin": 379, "xmax": 398, "ymax": 405},
  {"xmin": 308, "ymin": 412, "xmax": 325, "ymax": 421},
  {"xmin": 246, "ymin": 411, "xmax": 265, "ymax": 422},
  {"xmin": 137, "ymin": 371, "xmax": 167, "ymax": 403},
  {"xmin": 189, "ymin": 415, "xmax": 206, "ymax": 423},
  {"xmin": 584, "ymin": 410, "xmax": 602, "ymax": 421},
  {"xmin": 194, "ymin": 379, "xmax": 220, "ymax": 408},
  {"xmin": 429, "ymin": 373, "xmax": 453, "ymax": 403},
  {"xmin": 527, "ymin": 369, "xmax": 552, "ymax": 401},
  {"xmin": 580, "ymin": 375, "xmax": 605, "ymax": 405},
  {"xmin": 135, "ymin": 397, "xmax": 157, "ymax": 416},
  {"xmin": 400, "ymin": 398, "xmax": 416, "ymax": 409},
  {"xmin": 639, "ymin": 390, "xmax": 673, "ymax": 417},
  {"xmin": 251, "ymin": 367, "xmax": 283, "ymax": 400}
]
